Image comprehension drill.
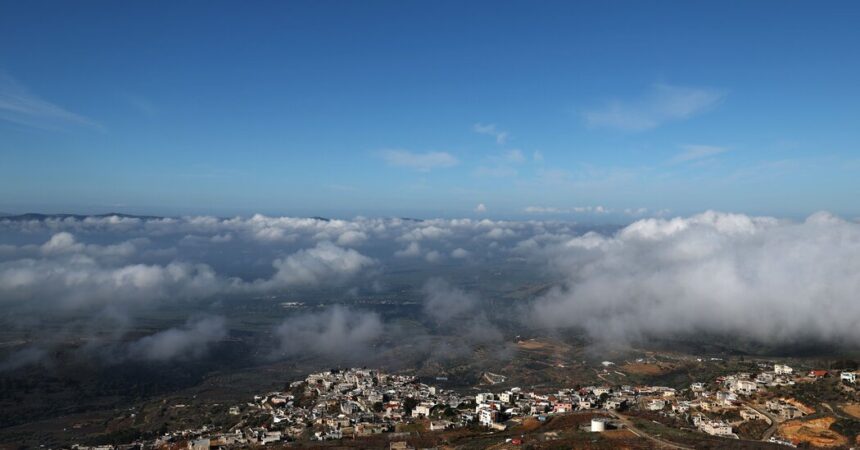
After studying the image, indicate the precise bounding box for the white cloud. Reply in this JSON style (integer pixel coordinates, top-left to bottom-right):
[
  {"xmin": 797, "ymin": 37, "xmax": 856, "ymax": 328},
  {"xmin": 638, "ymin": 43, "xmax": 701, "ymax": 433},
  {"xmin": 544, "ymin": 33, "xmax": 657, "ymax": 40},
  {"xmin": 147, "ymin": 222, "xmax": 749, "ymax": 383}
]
[
  {"xmin": 274, "ymin": 306, "xmax": 382, "ymax": 360},
  {"xmin": 336, "ymin": 230, "xmax": 367, "ymax": 246},
  {"xmin": 128, "ymin": 316, "xmax": 226, "ymax": 361},
  {"xmin": 379, "ymin": 149, "xmax": 459, "ymax": 171},
  {"xmin": 210, "ymin": 233, "xmax": 233, "ymax": 243},
  {"xmin": 584, "ymin": 84, "xmax": 727, "ymax": 131},
  {"xmin": 421, "ymin": 278, "xmax": 479, "ymax": 321},
  {"xmin": 483, "ymin": 227, "xmax": 517, "ymax": 240},
  {"xmin": 473, "ymin": 123, "xmax": 509, "ymax": 144},
  {"xmin": 264, "ymin": 242, "xmax": 375, "ymax": 288},
  {"xmin": 394, "ymin": 241, "xmax": 422, "ymax": 257},
  {"xmin": 450, "ymin": 248, "xmax": 470, "ymax": 259},
  {"xmin": 6, "ymin": 210, "xmax": 860, "ymax": 371},
  {"xmin": 0, "ymin": 72, "xmax": 104, "ymax": 132},
  {"xmin": 397, "ymin": 225, "xmax": 452, "ymax": 242},
  {"xmin": 0, "ymin": 230, "xmax": 380, "ymax": 308},
  {"xmin": 40, "ymin": 231, "xmax": 139, "ymax": 258},
  {"xmin": 419, "ymin": 278, "xmax": 502, "ymax": 346},
  {"xmin": 0, "ymin": 256, "xmax": 223, "ymax": 307},
  {"xmin": 425, "ymin": 250, "xmax": 442, "ymax": 263},
  {"xmin": 475, "ymin": 203, "xmax": 487, "ymax": 213},
  {"xmin": 531, "ymin": 211, "xmax": 860, "ymax": 344}
]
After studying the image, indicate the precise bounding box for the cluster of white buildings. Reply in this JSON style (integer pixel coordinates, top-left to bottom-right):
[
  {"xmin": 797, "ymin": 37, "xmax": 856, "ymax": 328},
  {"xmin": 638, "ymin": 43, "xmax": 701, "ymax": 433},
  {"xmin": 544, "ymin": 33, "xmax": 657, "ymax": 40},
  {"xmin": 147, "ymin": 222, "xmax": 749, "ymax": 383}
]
[
  {"xmin": 473, "ymin": 384, "xmax": 631, "ymax": 429},
  {"xmin": 639, "ymin": 364, "xmax": 802, "ymax": 439},
  {"xmin": 71, "ymin": 363, "xmax": 860, "ymax": 449},
  {"xmin": 648, "ymin": 363, "xmax": 860, "ymax": 440},
  {"xmin": 256, "ymin": 368, "xmax": 470, "ymax": 441}
]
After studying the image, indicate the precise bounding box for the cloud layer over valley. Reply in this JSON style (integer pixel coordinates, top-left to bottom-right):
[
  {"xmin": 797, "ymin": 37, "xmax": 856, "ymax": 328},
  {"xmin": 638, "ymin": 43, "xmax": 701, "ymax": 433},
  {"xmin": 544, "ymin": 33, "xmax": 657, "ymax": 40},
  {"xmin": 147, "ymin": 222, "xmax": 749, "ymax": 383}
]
[{"xmin": 2, "ymin": 210, "xmax": 860, "ymax": 370}]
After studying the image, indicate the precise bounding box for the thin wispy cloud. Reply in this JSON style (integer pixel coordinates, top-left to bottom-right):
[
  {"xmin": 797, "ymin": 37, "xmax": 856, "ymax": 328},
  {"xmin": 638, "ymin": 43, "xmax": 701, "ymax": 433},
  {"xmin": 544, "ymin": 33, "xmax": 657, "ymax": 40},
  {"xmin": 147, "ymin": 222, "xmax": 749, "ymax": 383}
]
[
  {"xmin": 379, "ymin": 149, "xmax": 459, "ymax": 171},
  {"xmin": 473, "ymin": 122, "xmax": 509, "ymax": 144},
  {"xmin": 584, "ymin": 83, "xmax": 727, "ymax": 131},
  {"xmin": 0, "ymin": 72, "xmax": 104, "ymax": 132},
  {"xmin": 671, "ymin": 144, "xmax": 729, "ymax": 163}
]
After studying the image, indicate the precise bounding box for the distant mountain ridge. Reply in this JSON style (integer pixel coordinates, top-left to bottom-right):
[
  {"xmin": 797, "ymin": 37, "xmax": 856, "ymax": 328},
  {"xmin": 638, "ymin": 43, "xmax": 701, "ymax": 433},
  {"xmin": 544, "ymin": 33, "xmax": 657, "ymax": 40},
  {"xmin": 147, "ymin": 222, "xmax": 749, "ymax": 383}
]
[
  {"xmin": 0, "ymin": 213, "xmax": 351, "ymax": 222},
  {"xmin": 0, "ymin": 212, "xmax": 165, "ymax": 221}
]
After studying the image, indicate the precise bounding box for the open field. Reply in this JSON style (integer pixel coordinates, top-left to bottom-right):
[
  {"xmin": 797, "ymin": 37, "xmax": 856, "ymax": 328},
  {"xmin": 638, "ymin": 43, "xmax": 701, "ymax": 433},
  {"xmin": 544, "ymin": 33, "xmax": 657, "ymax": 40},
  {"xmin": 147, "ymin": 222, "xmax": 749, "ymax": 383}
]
[
  {"xmin": 777, "ymin": 416, "xmax": 848, "ymax": 448},
  {"xmin": 620, "ymin": 362, "xmax": 675, "ymax": 376},
  {"xmin": 842, "ymin": 403, "xmax": 860, "ymax": 420}
]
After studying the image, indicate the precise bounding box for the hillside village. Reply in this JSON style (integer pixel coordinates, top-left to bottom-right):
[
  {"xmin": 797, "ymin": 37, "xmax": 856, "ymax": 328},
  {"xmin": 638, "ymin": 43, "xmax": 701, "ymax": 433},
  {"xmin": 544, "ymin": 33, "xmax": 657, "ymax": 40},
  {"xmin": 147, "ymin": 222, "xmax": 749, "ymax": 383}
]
[{"xmin": 68, "ymin": 361, "xmax": 860, "ymax": 449}]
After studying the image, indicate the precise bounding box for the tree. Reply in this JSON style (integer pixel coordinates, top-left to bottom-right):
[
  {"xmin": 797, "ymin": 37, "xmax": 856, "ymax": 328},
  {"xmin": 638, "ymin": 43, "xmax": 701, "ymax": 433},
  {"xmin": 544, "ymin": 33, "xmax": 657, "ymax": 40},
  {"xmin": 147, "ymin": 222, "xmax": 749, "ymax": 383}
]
[{"xmin": 403, "ymin": 397, "xmax": 419, "ymax": 415}]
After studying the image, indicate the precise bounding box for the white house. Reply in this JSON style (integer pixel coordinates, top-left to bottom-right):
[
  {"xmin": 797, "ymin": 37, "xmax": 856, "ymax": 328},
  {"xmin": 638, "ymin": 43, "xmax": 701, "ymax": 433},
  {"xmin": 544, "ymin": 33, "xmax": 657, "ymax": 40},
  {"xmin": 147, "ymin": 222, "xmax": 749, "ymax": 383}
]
[
  {"xmin": 412, "ymin": 403, "xmax": 432, "ymax": 418},
  {"xmin": 732, "ymin": 380, "xmax": 758, "ymax": 396},
  {"xmin": 430, "ymin": 420, "xmax": 452, "ymax": 431},
  {"xmin": 774, "ymin": 364, "xmax": 793, "ymax": 375},
  {"xmin": 475, "ymin": 393, "xmax": 493, "ymax": 403},
  {"xmin": 755, "ymin": 372, "xmax": 774, "ymax": 384},
  {"xmin": 740, "ymin": 408, "xmax": 764, "ymax": 421},
  {"xmin": 672, "ymin": 402, "xmax": 690, "ymax": 413},
  {"xmin": 593, "ymin": 387, "xmax": 611, "ymax": 396},
  {"xmin": 700, "ymin": 420, "xmax": 733, "ymax": 436},
  {"xmin": 190, "ymin": 439, "xmax": 210, "ymax": 450},
  {"xmin": 260, "ymin": 431, "xmax": 283, "ymax": 444},
  {"xmin": 605, "ymin": 399, "xmax": 626, "ymax": 410},
  {"xmin": 841, "ymin": 372, "xmax": 857, "ymax": 383},
  {"xmin": 478, "ymin": 408, "xmax": 498, "ymax": 426},
  {"xmin": 646, "ymin": 399, "xmax": 666, "ymax": 411}
]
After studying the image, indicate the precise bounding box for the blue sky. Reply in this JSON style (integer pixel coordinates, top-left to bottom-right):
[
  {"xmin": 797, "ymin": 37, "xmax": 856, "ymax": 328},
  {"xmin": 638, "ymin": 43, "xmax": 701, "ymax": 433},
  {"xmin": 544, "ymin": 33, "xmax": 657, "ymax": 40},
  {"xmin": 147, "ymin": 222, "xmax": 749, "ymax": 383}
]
[{"xmin": 1, "ymin": 1, "xmax": 858, "ymax": 220}]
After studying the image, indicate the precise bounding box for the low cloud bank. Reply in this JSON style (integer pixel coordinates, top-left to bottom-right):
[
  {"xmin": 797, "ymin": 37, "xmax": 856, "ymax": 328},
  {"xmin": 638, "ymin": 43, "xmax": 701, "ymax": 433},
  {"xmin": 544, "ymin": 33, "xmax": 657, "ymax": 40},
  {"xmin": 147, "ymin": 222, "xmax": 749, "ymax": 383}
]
[
  {"xmin": 261, "ymin": 242, "xmax": 375, "ymax": 289},
  {"xmin": 0, "ymin": 257, "xmax": 223, "ymax": 308},
  {"xmin": 274, "ymin": 306, "xmax": 382, "ymax": 361},
  {"xmin": 0, "ymin": 214, "xmax": 560, "ymax": 310},
  {"xmin": 3, "ymin": 211, "xmax": 860, "ymax": 371},
  {"xmin": 531, "ymin": 211, "xmax": 860, "ymax": 344},
  {"xmin": 0, "ymin": 239, "xmax": 376, "ymax": 309},
  {"xmin": 128, "ymin": 316, "xmax": 227, "ymax": 361},
  {"xmin": 421, "ymin": 278, "xmax": 480, "ymax": 322}
]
